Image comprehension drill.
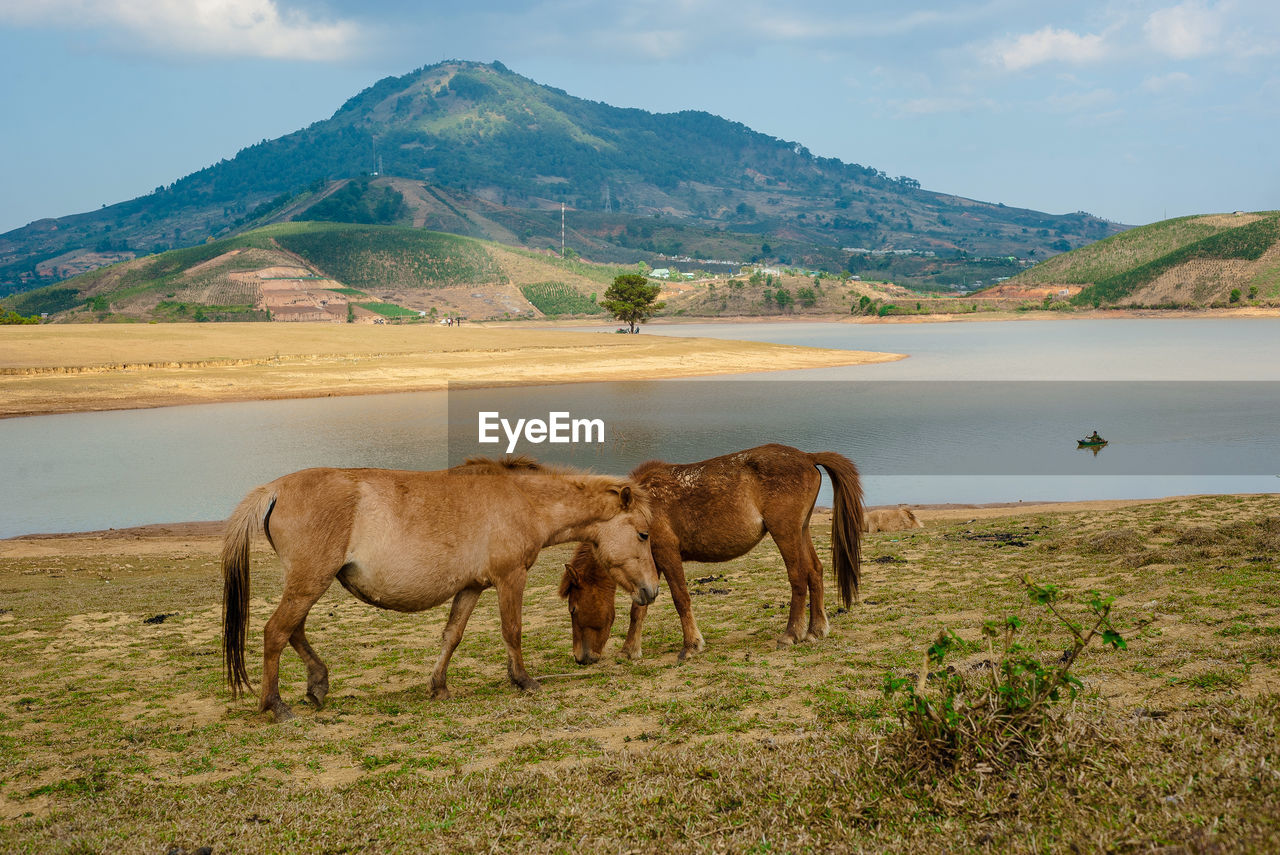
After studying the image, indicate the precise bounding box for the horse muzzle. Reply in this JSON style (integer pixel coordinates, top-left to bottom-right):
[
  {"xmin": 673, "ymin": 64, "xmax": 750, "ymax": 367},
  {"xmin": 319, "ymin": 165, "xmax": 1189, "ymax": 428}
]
[{"xmin": 632, "ymin": 584, "xmax": 659, "ymax": 606}]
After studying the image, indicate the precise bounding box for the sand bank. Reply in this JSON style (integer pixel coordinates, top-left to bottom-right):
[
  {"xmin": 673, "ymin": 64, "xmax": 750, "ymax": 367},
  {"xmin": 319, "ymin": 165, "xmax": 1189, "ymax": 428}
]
[{"xmin": 0, "ymin": 324, "xmax": 902, "ymax": 418}]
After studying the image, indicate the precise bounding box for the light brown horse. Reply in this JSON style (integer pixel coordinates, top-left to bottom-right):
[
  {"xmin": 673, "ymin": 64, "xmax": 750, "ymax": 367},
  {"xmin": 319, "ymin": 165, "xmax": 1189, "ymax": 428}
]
[
  {"xmin": 864, "ymin": 506, "xmax": 925, "ymax": 533},
  {"xmin": 558, "ymin": 444, "xmax": 864, "ymax": 663},
  {"xmin": 222, "ymin": 459, "xmax": 657, "ymax": 721}
]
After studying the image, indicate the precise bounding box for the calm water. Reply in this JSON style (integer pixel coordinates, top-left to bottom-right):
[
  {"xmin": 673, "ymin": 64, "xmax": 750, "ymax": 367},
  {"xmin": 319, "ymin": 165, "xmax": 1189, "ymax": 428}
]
[{"xmin": 2, "ymin": 318, "xmax": 1278, "ymax": 537}]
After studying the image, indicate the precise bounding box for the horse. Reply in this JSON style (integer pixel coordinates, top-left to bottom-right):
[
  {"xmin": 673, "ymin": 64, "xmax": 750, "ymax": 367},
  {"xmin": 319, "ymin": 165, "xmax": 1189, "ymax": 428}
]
[
  {"xmin": 558, "ymin": 444, "xmax": 864, "ymax": 664},
  {"xmin": 221, "ymin": 458, "xmax": 657, "ymax": 721},
  {"xmin": 864, "ymin": 506, "xmax": 925, "ymax": 533}
]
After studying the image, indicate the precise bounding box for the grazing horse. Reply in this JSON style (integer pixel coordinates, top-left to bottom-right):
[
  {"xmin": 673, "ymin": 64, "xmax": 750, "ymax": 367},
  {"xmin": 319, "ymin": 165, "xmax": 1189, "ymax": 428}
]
[
  {"xmin": 558, "ymin": 444, "xmax": 864, "ymax": 663},
  {"xmin": 222, "ymin": 459, "xmax": 657, "ymax": 721},
  {"xmin": 864, "ymin": 506, "xmax": 925, "ymax": 533}
]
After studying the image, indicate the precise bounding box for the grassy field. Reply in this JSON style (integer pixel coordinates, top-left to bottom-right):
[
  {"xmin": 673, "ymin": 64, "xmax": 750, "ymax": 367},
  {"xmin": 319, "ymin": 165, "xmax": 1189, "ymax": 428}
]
[{"xmin": 1, "ymin": 495, "xmax": 1277, "ymax": 852}]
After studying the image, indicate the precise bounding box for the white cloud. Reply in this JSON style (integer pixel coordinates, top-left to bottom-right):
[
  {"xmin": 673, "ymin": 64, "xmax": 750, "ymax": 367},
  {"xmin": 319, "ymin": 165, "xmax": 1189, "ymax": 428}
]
[
  {"xmin": 995, "ymin": 26, "xmax": 1108, "ymax": 71},
  {"xmin": 1144, "ymin": 1, "xmax": 1223, "ymax": 58},
  {"xmin": 1141, "ymin": 70, "xmax": 1193, "ymax": 92},
  {"xmin": 0, "ymin": 0, "xmax": 361, "ymax": 60},
  {"xmin": 1046, "ymin": 88, "xmax": 1117, "ymax": 113},
  {"xmin": 894, "ymin": 95, "xmax": 996, "ymax": 116}
]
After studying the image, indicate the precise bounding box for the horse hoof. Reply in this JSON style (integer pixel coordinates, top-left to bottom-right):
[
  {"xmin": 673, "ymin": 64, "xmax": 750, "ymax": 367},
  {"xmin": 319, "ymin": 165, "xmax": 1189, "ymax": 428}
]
[
  {"xmin": 776, "ymin": 637, "xmax": 796, "ymax": 649},
  {"xmin": 519, "ymin": 679, "xmax": 541, "ymax": 694},
  {"xmin": 273, "ymin": 705, "xmax": 295, "ymax": 723},
  {"xmin": 429, "ymin": 682, "xmax": 450, "ymax": 701},
  {"xmin": 621, "ymin": 646, "xmax": 643, "ymax": 661},
  {"xmin": 306, "ymin": 688, "xmax": 327, "ymax": 710},
  {"xmin": 678, "ymin": 642, "xmax": 702, "ymax": 661}
]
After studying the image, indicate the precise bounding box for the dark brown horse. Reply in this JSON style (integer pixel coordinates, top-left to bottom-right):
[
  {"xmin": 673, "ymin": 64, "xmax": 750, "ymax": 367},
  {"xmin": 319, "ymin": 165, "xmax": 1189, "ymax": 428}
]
[
  {"xmin": 222, "ymin": 459, "xmax": 657, "ymax": 721},
  {"xmin": 558, "ymin": 444, "xmax": 864, "ymax": 663}
]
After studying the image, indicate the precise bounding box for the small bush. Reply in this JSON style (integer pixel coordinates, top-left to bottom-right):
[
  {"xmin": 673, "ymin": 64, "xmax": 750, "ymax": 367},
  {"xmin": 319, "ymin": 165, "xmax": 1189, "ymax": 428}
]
[{"xmin": 882, "ymin": 578, "xmax": 1126, "ymax": 773}]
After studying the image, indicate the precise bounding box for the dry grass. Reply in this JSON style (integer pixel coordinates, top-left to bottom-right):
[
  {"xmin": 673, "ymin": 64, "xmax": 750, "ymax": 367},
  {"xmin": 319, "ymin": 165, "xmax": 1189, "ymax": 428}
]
[{"xmin": 1, "ymin": 494, "xmax": 1278, "ymax": 851}]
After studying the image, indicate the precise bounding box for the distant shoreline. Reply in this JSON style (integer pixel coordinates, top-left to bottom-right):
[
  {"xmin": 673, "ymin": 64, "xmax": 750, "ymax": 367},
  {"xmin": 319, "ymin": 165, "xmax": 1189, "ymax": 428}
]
[
  {"xmin": 491, "ymin": 305, "xmax": 1280, "ymax": 329},
  {"xmin": 6, "ymin": 493, "xmax": 1275, "ymax": 547},
  {"xmin": 0, "ymin": 324, "xmax": 902, "ymax": 419}
]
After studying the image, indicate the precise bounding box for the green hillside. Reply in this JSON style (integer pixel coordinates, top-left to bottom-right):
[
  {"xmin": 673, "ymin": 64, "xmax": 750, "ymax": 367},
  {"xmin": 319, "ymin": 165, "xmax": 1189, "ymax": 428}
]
[
  {"xmin": 1, "ymin": 60, "xmax": 1123, "ymax": 297},
  {"xmin": 1001, "ymin": 212, "xmax": 1280, "ymax": 307},
  {"xmin": 5, "ymin": 222, "xmax": 628, "ymax": 323}
]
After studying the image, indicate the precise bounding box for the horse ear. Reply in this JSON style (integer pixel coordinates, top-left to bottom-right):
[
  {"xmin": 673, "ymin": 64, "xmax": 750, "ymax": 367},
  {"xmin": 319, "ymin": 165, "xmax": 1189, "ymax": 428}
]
[
  {"xmin": 558, "ymin": 564, "xmax": 576, "ymax": 599},
  {"xmin": 606, "ymin": 483, "xmax": 633, "ymax": 509}
]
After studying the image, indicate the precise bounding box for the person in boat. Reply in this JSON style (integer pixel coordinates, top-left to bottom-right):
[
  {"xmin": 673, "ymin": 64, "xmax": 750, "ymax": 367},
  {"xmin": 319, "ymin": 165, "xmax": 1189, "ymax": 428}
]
[{"xmin": 1086, "ymin": 430, "xmax": 1103, "ymax": 443}]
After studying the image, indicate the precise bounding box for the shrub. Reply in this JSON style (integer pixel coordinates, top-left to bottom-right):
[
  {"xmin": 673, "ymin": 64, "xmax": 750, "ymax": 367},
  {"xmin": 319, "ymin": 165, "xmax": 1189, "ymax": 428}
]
[
  {"xmin": 883, "ymin": 577, "xmax": 1126, "ymax": 773},
  {"xmin": 0, "ymin": 307, "xmax": 39, "ymax": 324}
]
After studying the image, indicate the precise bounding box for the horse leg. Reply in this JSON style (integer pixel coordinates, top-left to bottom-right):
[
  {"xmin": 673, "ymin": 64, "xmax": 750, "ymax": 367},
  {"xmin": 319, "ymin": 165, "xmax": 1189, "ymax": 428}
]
[
  {"xmin": 803, "ymin": 530, "xmax": 830, "ymax": 642},
  {"xmin": 620, "ymin": 603, "xmax": 648, "ymax": 660},
  {"xmin": 770, "ymin": 528, "xmax": 812, "ymax": 648},
  {"xmin": 260, "ymin": 575, "xmax": 330, "ymax": 722},
  {"xmin": 495, "ymin": 568, "xmax": 539, "ymax": 693},
  {"xmin": 288, "ymin": 621, "xmax": 329, "ymax": 710},
  {"xmin": 428, "ymin": 585, "xmax": 483, "ymax": 701},
  {"xmin": 656, "ymin": 550, "xmax": 705, "ymax": 661}
]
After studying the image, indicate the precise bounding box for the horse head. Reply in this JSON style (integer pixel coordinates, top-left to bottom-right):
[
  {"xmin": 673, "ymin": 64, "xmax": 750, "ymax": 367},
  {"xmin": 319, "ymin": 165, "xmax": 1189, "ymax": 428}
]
[
  {"xmin": 585, "ymin": 482, "xmax": 658, "ymax": 608},
  {"xmin": 559, "ymin": 550, "xmax": 618, "ymax": 665}
]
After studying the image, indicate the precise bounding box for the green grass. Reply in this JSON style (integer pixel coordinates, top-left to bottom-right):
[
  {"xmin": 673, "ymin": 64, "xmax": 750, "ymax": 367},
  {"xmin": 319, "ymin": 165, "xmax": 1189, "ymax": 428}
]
[
  {"xmin": 519, "ymin": 282, "xmax": 605, "ymax": 316},
  {"xmin": 354, "ymin": 301, "xmax": 420, "ymax": 319},
  {"xmin": 1, "ymin": 495, "xmax": 1278, "ymax": 852}
]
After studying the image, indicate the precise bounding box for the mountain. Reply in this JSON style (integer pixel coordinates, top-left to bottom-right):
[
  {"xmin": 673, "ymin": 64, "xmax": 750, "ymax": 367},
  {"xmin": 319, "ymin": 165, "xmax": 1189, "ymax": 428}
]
[
  {"xmin": 988, "ymin": 211, "xmax": 1280, "ymax": 307},
  {"xmin": 0, "ymin": 60, "xmax": 1124, "ymax": 297}
]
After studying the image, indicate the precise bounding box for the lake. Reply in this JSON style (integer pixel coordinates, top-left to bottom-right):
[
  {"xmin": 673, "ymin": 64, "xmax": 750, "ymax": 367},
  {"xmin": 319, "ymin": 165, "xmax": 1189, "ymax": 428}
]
[{"xmin": 2, "ymin": 318, "xmax": 1278, "ymax": 537}]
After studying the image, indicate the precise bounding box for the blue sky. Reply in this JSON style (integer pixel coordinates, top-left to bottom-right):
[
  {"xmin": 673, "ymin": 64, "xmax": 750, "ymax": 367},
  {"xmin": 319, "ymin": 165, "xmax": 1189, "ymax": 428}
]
[{"xmin": 1, "ymin": 0, "xmax": 1277, "ymax": 234}]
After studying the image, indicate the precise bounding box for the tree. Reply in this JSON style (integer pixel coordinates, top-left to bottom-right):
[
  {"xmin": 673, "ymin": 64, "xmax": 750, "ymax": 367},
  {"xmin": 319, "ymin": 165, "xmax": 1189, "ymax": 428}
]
[{"xmin": 601, "ymin": 274, "xmax": 665, "ymax": 332}]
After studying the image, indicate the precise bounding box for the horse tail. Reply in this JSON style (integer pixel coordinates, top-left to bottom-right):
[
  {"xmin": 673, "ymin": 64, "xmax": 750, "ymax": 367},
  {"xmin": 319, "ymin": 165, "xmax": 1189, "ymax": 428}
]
[
  {"xmin": 810, "ymin": 452, "xmax": 865, "ymax": 607},
  {"xmin": 221, "ymin": 485, "xmax": 277, "ymax": 699}
]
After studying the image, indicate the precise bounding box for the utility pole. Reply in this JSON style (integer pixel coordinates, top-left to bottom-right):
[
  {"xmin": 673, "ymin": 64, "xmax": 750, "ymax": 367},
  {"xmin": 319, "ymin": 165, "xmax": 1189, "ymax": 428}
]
[{"xmin": 561, "ymin": 203, "xmax": 565, "ymax": 257}]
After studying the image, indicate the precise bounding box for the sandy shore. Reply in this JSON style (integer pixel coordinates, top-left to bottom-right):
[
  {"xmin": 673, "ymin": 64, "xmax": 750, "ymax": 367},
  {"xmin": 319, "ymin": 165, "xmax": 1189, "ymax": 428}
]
[
  {"xmin": 0, "ymin": 324, "xmax": 902, "ymax": 418},
  {"xmin": 6, "ymin": 494, "xmax": 1265, "ymax": 557},
  {"xmin": 495, "ymin": 306, "xmax": 1280, "ymax": 329}
]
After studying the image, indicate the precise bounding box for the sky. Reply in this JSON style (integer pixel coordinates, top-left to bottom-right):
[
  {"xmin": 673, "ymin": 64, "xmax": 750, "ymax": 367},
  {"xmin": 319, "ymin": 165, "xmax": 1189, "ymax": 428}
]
[{"xmin": 1, "ymin": 0, "xmax": 1278, "ymax": 234}]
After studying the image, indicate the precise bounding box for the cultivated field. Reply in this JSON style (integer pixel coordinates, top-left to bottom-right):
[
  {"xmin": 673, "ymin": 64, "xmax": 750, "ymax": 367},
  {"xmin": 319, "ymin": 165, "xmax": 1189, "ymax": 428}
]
[{"xmin": 1, "ymin": 495, "xmax": 1277, "ymax": 852}]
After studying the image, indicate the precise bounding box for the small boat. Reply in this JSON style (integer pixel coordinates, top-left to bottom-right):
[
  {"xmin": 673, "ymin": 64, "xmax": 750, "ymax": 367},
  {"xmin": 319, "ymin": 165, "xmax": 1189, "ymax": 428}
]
[{"xmin": 1077, "ymin": 437, "xmax": 1108, "ymax": 448}]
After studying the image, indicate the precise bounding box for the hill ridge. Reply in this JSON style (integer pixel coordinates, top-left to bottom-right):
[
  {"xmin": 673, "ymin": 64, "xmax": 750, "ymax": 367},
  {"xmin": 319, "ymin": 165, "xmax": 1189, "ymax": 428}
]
[{"xmin": 1, "ymin": 59, "xmax": 1122, "ymax": 297}]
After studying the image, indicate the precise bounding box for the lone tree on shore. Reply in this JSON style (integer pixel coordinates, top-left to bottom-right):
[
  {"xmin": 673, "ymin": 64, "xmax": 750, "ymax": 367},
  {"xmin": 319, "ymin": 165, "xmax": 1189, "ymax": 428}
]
[{"xmin": 601, "ymin": 274, "xmax": 665, "ymax": 333}]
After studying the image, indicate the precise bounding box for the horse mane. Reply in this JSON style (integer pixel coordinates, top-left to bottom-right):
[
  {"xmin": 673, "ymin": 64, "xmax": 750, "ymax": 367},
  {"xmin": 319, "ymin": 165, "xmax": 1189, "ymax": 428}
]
[
  {"xmin": 456, "ymin": 456, "xmax": 652, "ymax": 521},
  {"xmin": 629, "ymin": 459, "xmax": 668, "ymax": 481},
  {"xmin": 458, "ymin": 454, "xmax": 545, "ymax": 472},
  {"xmin": 563, "ymin": 542, "xmax": 610, "ymax": 586}
]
